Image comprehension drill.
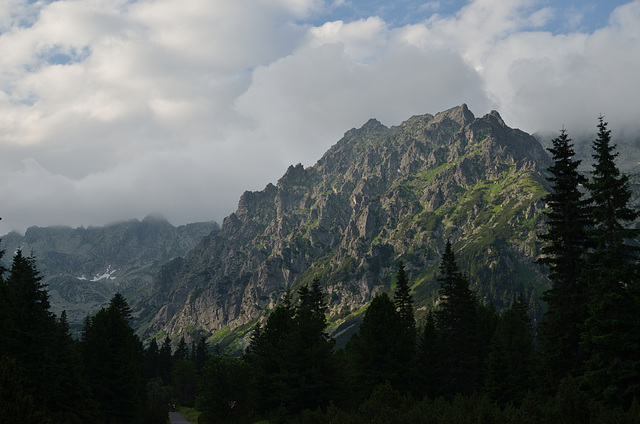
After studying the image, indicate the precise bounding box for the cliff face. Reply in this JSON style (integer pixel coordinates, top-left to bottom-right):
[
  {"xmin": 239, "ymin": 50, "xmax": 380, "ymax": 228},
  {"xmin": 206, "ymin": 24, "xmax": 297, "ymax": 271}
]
[
  {"xmin": 143, "ymin": 105, "xmax": 552, "ymax": 341},
  {"xmin": 0, "ymin": 215, "xmax": 218, "ymax": 331}
]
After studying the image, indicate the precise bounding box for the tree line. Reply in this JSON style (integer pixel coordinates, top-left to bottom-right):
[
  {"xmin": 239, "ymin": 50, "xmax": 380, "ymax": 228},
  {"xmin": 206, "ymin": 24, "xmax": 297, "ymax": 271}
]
[
  {"xmin": 0, "ymin": 247, "xmax": 212, "ymax": 423},
  {"xmin": 1, "ymin": 117, "xmax": 639, "ymax": 423}
]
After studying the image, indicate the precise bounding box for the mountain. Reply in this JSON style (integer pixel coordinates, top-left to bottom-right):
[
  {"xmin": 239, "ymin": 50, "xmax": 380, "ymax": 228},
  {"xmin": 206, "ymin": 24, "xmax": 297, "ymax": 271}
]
[
  {"xmin": 140, "ymin": 104, "xmax": 554, "ymax": 348},
  {"xmin": 0, "ymin": 215, "xmax": 218, "ymax": 332}
]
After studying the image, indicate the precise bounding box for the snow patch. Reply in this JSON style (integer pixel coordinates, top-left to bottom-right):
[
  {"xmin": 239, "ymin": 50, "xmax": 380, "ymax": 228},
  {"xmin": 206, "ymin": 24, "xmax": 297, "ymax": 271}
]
[{"xmin": 76, "ymin": 265, "xmax": 117, "ymax": 282}]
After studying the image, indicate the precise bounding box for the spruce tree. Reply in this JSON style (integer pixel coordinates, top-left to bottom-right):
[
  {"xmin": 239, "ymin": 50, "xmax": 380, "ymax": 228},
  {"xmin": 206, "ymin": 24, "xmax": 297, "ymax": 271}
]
[
  {"xmin": 417, "ymin": 311, "xmax": 443, "ymax": 398},
  {"xmin": 393, "ymin": 262, "xmax": 418, "ymax": 394},
  {"xmin": 393, "ymin": 262, "xmax": 416, "ymax": 339},
  {"xmin": 580, "ymin": 117, "xmax": 640, "ymax": 407},
  {"xmin": 434, "ymin": 240, "xmax": 481, "ymax": 397},
  {"xmin": 537, "ymin": 128, "xmax": 593, "ymax": 387},
  {"xmin": 49, "ymin": 310, "xmax": 97, "ymax": 422},
  {"xmin": 249, "ymin": 297, "xmax": 296, "ymax": 414},
  {"xmin": 4, "ymin": 249, "xmax": 58, "ymax": 408},
  {"xmin": 109, "ymin": 292, "xmax": 133, "ymax": 321},
  {"xmin": 586, "ymin": 117, "xmax": 639, "ymax": 254},
  {"xmin": 346, "ymin": 292, "xmax": 409, "ymax": 402},
  {"xmin": 158, "ymin": 335, "xmax": 173, "ymax": 385},
  {"xmin": 195, "ymin": 336, "xmax": 208, "ymax": 372},
  {"xmin": 289, "ymin": 285, "xmax": 336, "ymax": 412},
  {"xmin": 249, "ymin": 287, "xmax": 335, "ymax": 417},
  {"xmin": 484, "ymin": 293, "xmax": 534, "ymax": 405},
  {"xmin": 81, "ymin": 304, "xmax": 144, "ymax": 422},
  {"xmin": 174, "ymin": 335, "xmax": 189, "ymax": 362},
  {"xmin": 145, "ymin": 338, "xmax": 160, "ymax": 380},
  {"xmin": 190, "ymin": 339, "xmax": 197, "ymax": 363}
]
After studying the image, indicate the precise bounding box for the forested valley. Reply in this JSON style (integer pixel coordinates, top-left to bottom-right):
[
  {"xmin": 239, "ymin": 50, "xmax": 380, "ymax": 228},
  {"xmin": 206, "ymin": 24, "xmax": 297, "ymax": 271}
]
[{"xmin": 2, "ymin": 119, "xmax": 640, "ymax": 423}]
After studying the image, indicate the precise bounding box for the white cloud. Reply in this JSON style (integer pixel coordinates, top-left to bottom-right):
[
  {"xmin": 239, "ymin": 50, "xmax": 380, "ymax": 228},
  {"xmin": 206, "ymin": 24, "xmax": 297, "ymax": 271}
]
[
  {"xmin": 474, "ymin": 1, "xmax": 640, "ymax": 136},
  {"xmin": 236, "ymin": 17, "xmax": 489, "ymax": 167},
  {"xmin": 1, "ymin": 0, "xmax": 640, "ymax": 235}
]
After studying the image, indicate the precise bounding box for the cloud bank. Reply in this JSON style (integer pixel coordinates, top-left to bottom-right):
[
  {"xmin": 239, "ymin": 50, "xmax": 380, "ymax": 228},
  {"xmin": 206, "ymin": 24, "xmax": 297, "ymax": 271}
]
[{"xmin": 1, "ymin": 0, "xmax": 639, "ymax": 235}]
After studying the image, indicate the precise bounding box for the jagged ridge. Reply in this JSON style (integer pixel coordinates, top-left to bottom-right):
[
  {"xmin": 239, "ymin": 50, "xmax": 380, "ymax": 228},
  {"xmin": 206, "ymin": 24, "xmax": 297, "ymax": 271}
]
[{"xmin": 142, "ymin": 105, "xmax": 552, "ymax": 346}]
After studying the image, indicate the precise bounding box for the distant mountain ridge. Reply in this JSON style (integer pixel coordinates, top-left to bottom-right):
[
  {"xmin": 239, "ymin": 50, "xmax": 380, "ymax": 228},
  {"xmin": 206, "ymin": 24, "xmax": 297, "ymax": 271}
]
[
  {"xmin": 0, "ymin": 215, "xmax": 218, "ymax": 332},
  {"xmin": 139, "ymin": 104, "xmax": 555, "ymax": 347}
]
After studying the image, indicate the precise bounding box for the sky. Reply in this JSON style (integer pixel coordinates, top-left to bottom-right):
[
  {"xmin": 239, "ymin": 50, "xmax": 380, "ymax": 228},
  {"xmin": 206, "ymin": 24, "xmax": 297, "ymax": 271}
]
[{"xmin": 1, "ymin": 0, "xmax": 639, "ymax": 235}]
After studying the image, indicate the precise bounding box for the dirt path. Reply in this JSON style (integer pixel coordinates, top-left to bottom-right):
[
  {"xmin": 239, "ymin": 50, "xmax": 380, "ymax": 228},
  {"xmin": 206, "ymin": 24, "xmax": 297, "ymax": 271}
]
[{"xmin": 168, "ymin": 411, "xmax": 192, "ymax": 424}]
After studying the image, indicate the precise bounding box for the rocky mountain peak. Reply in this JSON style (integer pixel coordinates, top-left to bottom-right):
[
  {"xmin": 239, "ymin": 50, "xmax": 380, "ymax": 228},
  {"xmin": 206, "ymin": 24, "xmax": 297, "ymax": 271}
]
[
  {"xmin": 142, "ymin": 105, "xmax": 553, "ymax": 347},
  {"xmin": 141, "ymin": 213, "xmax": 171, "ymax": 226},
  {"xmin": 361, "ymin": 117, "xmax": 387, "ymax": 132},
  {"xmin": 488, "ymin": 109, "xmax": 506, "ymax": 126},
  {"xmin": 434, "ymin": 103, "xmax": 476, "ymax": 127},
  {"xmin": 278, "ymin": 163, "xmax": 308, "ymax": 186}
]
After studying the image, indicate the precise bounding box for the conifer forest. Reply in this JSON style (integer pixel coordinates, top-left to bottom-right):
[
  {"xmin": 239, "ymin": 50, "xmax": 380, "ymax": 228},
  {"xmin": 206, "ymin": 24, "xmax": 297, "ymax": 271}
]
[{"xmin": 2, "ymin": 119, "xmax": 640, "ymax": 423}]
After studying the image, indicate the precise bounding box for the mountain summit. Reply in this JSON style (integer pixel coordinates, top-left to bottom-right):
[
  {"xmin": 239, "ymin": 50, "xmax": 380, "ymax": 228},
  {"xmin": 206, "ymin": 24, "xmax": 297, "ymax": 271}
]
[{"xmin": 142, "ymin": 105, "xmax": 552, "ymax": 344}]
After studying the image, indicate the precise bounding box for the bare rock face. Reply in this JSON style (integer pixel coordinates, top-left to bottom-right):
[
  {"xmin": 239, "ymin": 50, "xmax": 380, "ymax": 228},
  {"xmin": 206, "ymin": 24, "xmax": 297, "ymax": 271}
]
[{"xmin": 142, "ymin": 104, "xmax": 553, "ymax": 342}]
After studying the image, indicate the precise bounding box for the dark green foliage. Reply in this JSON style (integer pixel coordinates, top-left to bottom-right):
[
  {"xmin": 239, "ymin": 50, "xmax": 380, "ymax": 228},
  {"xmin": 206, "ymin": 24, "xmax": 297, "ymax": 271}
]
[
  {"xmin": 0, "ymin": 356, "xmax": 49, "ymax": 424},
  {"xmin": 299, "ymin": 277, "xmax": 327, "ymax": 316},
  {"xmin": 197, "ymin": 355, "xmax": 257, "ymax": 423},
  {"xmin": 484, "ymin": 293, "xmax": 534, "ymax": 405},
  {"xmin": 172, "ymin": 359, "xmax": 198, "ymax": 406},
  {"xmin": 537, "ymin": 129, "xmax": 593, "ymax": 387},
  {"xmin": 195, "ymin": 336, "xmax": 209, "ymax": 372},
  {"xmin": 174, "ymin": 335, "xmax": 189, "ymax": 362},
  {"xmin": 3, "ymin": 249, "xmax": 59, "ymax": 410},
  {"xmin": 580, "ymin": 118, "xmax": 640, "ymax": 408},
  {"xmin": 416, "ymin": 311, "xmax": 443, "ymax": 398},
  {"xmin": 434, "ymin": 240, "xmax": 481, "ymax": 397},
  {"xmin": 346, "ymin": 292, "xmax": 414, "ymax": 402},
  {"xmin": 248, "ymin": 300, "xmax": 295, "ymax": 413},
  {"xmin": 81, "ymin": 303, "xmax": 144, "ymax": 423},
  {"xmin": 393, "ymin": 261, "xmax": 416, "ymax": 340},
  {"xmin": 145, "ymin": 337, "xmax": 160, "ymax": 379},
  {"xmin": 158, "ymin": 335, "xmax": 173, "ymax": 384},
  {"xmin": 246, "ymin": 286, "xmax": 336, "ymax": 418},
  {"xmin": 190, "ymin": 339, "xmax": 197, "ymax": 362},
  {"xmin": 0, "ymin": 248, "xmax": 166, "ymax": 423},
  {"xmin": 109, "ymin": 291, "xmax": 133, "ymax": 321},
  {"xmin": 475, "ymin": 303, "xmax": 500, "ymax": 375},
  {"xmin": 48, "ymin": 311, "xmax": 98, "ymax": 422},
  {"xmin": 586, "ymin": 117, "xmax": 640, "ymax": 253}
]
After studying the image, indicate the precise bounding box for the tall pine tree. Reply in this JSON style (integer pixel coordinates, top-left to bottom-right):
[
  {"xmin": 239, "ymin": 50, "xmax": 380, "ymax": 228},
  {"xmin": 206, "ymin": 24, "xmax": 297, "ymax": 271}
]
[
  {"xmin": 4, "ymin": 249, "xmax": 58, "ymax": 409},
  {"xmin": 434, "ymin": 240, "xmax": 481, "ymax": 397},
  {"xmin": 417, "ymin": 311, "xmax": 443, "ymax": 398},
  {"xmin": 537, "ymin": 128, "xmax": 593, "ymax": 387},
  {"xmin": 81, "ymin": 303, "xmax": 144, "ymax": 422},
  {"xmin": 484, "ymin": 293, "xmax": 534, "ymax": 405},
  {"xmin": 158, "ymin": 335, "xmax": 173, "ymax": 385},
  {"xmin": 346, "ymin": 292, "xmax": 409, "ymax": 402},
  {"xmin": 109, "ymin": 292, "xmax": 133, "ymax": 321},
  {"xmin": 580, "ymin": 117, "xmax": 640, "ymax": 408},
  {"xmin": 394, "ymin": 261, "xmax": 415, "ymax": 339}
]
